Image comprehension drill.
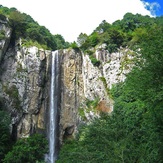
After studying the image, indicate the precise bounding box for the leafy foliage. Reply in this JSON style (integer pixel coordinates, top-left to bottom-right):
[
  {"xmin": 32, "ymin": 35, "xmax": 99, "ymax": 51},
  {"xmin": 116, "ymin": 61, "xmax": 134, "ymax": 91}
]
[
  {"xmin": 70, "ymin": 41, "xmax": 79, "ymax": 50},
  {"xmin": 3, "ymin": 85, "xmax": 21, "ymax": 110},
  {"xmin": 53, "ymin": 34, "xmax": 70, "ymax": 49},
  {"xmin": 0, "ymin": 101, "xmax": 12, "ymax": 162},
  {"xmin": 57, "ymin": 106, "xmax": 161, "ymax": 162},
  {"xmin": 89, "ymin": 55, "xmax": 101, "ymax": 67},
  {"xmin": 0, "ymin": 5, "xmax": 69, "ymax": 50},
  {"xmin": 77, "ymin": 33, "xmax": 88, "ymax": 47},
  {"xmin": 0, "ymin": 30, "xmax": 5, "ymax": 40},
  {"xmin": 3, "ymin": 134, "xmax": 48, "ymax": 163},
  {"xmin": 0, "ymin": 13, "xmax": 7, "ymax": 21},
  {"xmin": 94, "ymin": 20, "xmax": 111, "ymax": 33},
  {"xmin": 57, "ymin": 14, "xmax": 163, "ymax": 163},
  {"xmin": 77, "ymin": 12, "xmax": 162, "ymax": 53}
]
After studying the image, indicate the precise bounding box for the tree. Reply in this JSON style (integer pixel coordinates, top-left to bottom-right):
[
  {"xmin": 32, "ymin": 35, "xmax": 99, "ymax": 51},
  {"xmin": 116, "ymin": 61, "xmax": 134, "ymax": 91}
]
[
  {"xmin": 53, "ymin": 34, "xmax": 69, "ymax": 49},
  {"xmin": 70, "ymin": 41, "xmax": 79, "ymax": 50},
  {"xmin": 0, "ymin": 97, "xmax": 13, "ymax": 162},
  {"xmin": 57, "ymin": 102, "xmax": 161, "ymax": 162},
  {"xmin": 0, "ymin": 6, "xmax": 62, "ymax": 50},
  {"xmin": 0, "ymin": 109, "xmax": 12, "ymax": 162},
  {"xmin": 3, "ymin": 134, "xmax": 48, "ymax": 163},
  {"xmin": 77, "ymin": 33, "xmax": 88, "ymax": 47},
  {"xmin": 57, "ymin": 18, "xmax": 163, "ymax": 163},
  {"xmin": 88, "ymin": 32, "xmax": 99, "ymax": 47},
  {"xmin": 9, "ymin": 10, "xmax": 27, "ymax": 38},
  {"xmin": 94, "ymin": 20, "xmax": 111, "ymax": 33}
]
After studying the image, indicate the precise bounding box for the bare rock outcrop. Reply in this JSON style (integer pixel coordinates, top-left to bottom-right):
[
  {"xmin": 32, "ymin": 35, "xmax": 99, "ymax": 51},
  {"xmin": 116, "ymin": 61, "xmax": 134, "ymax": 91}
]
[
  {"xmin": 59, "ymin": 49, "xmax": 84, "ymax": 141},
  {"xmin": 0, "ymin": 44, "xmax": 51, "ymax": 138}
]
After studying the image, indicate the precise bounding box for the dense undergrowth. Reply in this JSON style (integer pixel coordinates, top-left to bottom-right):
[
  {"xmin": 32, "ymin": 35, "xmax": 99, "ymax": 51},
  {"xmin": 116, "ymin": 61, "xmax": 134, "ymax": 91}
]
[{"xmin": 57, "ymin": 17, "xmax": 163, "ymax": 162}]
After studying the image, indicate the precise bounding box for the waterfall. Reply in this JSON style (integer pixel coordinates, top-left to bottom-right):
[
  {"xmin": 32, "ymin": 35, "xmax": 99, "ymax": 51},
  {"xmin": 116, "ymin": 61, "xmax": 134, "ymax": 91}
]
[{"xmin": 47, "ymin": 50, "xmax": 60, "ymax": 163}]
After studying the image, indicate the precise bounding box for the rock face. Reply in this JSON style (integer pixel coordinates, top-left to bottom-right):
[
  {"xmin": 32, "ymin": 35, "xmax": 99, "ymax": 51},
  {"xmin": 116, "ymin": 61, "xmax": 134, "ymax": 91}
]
[
  {"xmin": 58, "ymin": 47, "xmax": 134, "ymax": 141},
  {"xmin": 0, "ymin": 16, "xmax": 12, "ymax": 63},
  {"xmin": 0, "ymin": 42, "xmax": 51, "ymax": 138},
  {"xmin": 59, "ymin": 49, "xmax": 84, "ymax": 141},
  {"xmin": 81, "ymin": 47, "xmax": 133, "ymax": 118},
  {"xmin": 82, "ymin": 54, "xmax": 107, "ymax": 100},
  {"xmin": 95, "ymin": 45, "xmax": 133, "ymax": 89},
  {"xmin": 0, "ymin": 19, "xmax": 134, "ymax": 143}
]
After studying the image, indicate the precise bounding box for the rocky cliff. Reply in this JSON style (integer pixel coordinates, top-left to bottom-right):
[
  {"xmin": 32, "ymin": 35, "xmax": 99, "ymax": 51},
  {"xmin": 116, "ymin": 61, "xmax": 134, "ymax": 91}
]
[
  {"xmin": 0, "ymin": 19, "xmax": 134, "ymax": 142},
  {"xmin": 0, "ymin": 45, "xmax": 51, "ymax": 139},
  {"xmin": 0, "ymin": 17, "xmax": 11, "ymax": 63}
]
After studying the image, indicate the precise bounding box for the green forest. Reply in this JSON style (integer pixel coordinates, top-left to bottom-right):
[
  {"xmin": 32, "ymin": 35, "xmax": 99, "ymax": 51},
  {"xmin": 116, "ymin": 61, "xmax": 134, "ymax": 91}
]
[
  {"xmin": 0, "ymin": 5, "xmax": 163, "ymax": 163},
  {"xmin": 58, "ymin": 13, "xmax": 163, "ymax": 163},
  {"xmin": 0, "ymin": 5, "xmax": 69, "ymax": 50}
]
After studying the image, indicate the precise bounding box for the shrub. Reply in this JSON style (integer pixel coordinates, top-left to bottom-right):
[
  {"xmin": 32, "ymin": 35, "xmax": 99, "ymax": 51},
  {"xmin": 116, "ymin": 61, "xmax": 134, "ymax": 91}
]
[
  {"xmin": 70, "ymin": 41, "xmax": 79, "ymax": 50},
  {"xmin": 0, "ymin": 30, "xmax": 6, "ymax": 40},
  {"xmin": 3, "ymin": 134, "xmax": 48, "ymax": 163},
  {"xmin": 89, "ymin": 55, "xmax": 101, "ymax": 67},
  {"xmin": 0, "ymin": 105, "xmax": 12, "ymax": 162},
  {"xmin": 0, "ymin": 13, "xmax": 6, "ymax": 21},
  {"xmin": 3, "ymin": 85, "xmax": 21, "ymax": 110}
]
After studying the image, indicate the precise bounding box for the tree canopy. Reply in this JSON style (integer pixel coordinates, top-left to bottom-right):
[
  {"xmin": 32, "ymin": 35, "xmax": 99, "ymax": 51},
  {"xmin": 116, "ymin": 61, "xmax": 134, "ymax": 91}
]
[
  {"xmin": 77, "ymin": 13, "xmax": 162, "ymax": 53},
  {"xmin": 0, "ymin": 104, "xmax": 12, "ymax": 162},
  {"xmin": 57, "ymin": 13, "xmax": 163, "ymax": 163},
  {"xmin": 0, "ymin": 5, "xmax": 69, "ymax": 50},
  {"xmin": 3, "ymin": 134, "xmax": 48, "ymax": 163}
]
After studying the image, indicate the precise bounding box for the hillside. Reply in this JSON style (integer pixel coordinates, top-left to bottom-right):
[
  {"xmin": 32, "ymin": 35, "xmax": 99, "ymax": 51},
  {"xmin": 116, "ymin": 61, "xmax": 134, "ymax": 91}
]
[
  {"xmin": 0, "ymin": 5, "xmax": 163, "ymax": 163},
  {"xmin": 0, "ymin": 5, "xmax": 69, "ymax": 50}
]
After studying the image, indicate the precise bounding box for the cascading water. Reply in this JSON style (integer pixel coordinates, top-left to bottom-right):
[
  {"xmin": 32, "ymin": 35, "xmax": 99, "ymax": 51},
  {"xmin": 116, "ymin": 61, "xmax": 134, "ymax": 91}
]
[{"xmin": 47, "ymin": 50, "xmax": 59, "ymax": 163}]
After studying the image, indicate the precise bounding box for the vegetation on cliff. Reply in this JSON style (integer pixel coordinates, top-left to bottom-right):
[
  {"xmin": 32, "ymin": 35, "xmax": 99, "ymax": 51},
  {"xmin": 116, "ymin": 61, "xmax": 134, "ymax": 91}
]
[
  {"xmin": 0, "ymin": 101, "xmax": 12, "ymax": 162},
  {"xmin": 73, "ymin": 13, "xmax": 163, "ymax": 67},
  {"xmin": 57, "ymin": 15, "xmax": 163, "ymax": 162},
  {"xmin": 0, "ymin": 4, "xmax": 163, "ymax": 163},
  {"xmin": 0, "ymin": 5, "xmax": 69, "ymax": 50},
  {"xmin": 0, "ymin": 98, "xmax": 48, "ymax": 163},
  {"xmin": 76, "ymin": 13, "xmax": 161, "ymax": 53}
]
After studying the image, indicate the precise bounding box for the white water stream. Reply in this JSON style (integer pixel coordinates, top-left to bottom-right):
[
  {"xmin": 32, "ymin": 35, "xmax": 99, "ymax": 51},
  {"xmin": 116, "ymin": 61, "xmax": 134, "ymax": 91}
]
[{"xmin": 48, "ymin": 50, "xmax": 59, "ymax": 163}]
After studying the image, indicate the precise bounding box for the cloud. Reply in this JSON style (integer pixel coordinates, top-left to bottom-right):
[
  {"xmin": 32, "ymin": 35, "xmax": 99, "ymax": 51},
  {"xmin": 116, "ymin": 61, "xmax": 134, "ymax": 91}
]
[
  {"xmin": 0, "ymin": 0, "xmax": 152, "ymax": 42},
  {"xmin": 141, "ymin": 1, "xmax": 160, "ymax": 16}
]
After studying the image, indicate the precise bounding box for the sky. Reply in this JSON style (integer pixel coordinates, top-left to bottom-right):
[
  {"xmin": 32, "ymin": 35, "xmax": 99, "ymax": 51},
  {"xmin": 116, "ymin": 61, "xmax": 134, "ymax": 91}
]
[{"xmin": 0, "ymin": 0, "xmax": 162, "ymax": 42}]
